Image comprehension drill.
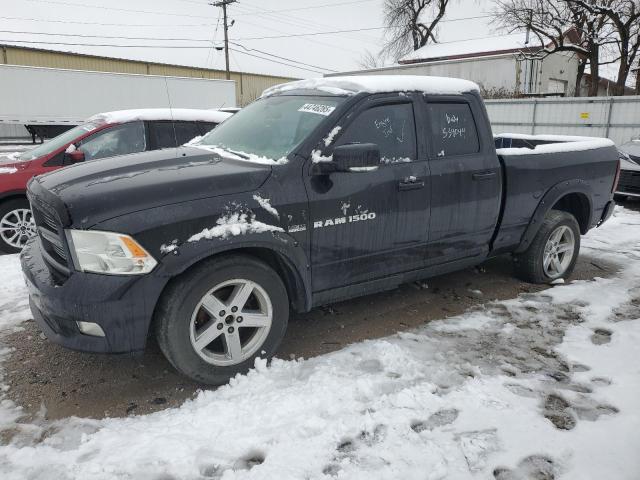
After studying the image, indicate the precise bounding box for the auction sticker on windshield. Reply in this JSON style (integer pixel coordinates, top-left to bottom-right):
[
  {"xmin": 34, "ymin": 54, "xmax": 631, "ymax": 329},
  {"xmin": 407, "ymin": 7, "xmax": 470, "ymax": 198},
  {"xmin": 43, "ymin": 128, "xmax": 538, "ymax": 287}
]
[{"xmin": 298, "ymin": 103, "xmax": 336, "ymax": 116}]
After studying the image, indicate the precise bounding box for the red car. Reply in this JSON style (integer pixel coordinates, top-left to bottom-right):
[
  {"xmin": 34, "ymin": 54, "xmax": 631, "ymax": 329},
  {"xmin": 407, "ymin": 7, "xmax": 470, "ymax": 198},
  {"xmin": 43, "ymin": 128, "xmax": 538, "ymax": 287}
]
[{"xmin": 0, "ymin": 109, "xmax": 232, "ymax": 253}]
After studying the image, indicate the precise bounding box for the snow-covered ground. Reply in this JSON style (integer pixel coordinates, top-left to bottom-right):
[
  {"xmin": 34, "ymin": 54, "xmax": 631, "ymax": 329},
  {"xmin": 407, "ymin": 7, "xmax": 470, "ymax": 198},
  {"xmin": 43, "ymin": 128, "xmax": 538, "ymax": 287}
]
[{"xmin": 0, "ymin": 207, "xmax": 639, "ymax": 479}]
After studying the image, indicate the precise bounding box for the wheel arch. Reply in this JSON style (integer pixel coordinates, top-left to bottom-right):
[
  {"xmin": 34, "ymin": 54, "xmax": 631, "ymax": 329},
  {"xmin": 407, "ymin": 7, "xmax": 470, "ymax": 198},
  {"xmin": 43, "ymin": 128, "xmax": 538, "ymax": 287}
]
[
  {"xmin": 155, "ymin": 240, "xmax": 311, "ymax": 316},
  {"xmin": 0, "ymin": 190, "xmax": 28, "ymax": 203},
  {"xmin": 516, "ymin": 180, "xmax": 593, "ymax": 253}
]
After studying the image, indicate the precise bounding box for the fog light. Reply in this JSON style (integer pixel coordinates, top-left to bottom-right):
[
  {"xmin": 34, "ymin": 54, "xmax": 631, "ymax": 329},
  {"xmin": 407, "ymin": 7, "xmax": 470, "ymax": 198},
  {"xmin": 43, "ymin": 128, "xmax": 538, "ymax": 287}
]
[{"xmin": 76, "ymin": 321, "xmax": 105, "ymax": 337}]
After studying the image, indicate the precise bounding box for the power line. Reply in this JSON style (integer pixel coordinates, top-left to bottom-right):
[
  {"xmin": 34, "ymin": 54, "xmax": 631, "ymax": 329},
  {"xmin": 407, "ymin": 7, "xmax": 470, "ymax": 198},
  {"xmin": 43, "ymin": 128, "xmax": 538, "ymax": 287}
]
[
  {"xmin": 1, "ymin": 32, "xmax": 523, "ymax": 51},
  {"xmin": 21, "ymin": 0, "xmax": 211, "ymax": 19},
  {"xmin": 233, "ymin": 0, "xmax": 378, "ymax": 17},
  {"xmin": 229, "ymin": 42, "xmax": 338, "ymax": 72},
  {"xmin": 231, "ymin": 16, "xmax": 494, "ymax": 41},
  {"xmin": 0, "ymin": 15, "xmax": 215, "ymax": 28},
  {"xmin": 0, "ymin": 39, "xmax": 336, "ymax": 74},
  {"xmin": 228, "ymin": 47, "xmax": 327, "ymax": 74}
]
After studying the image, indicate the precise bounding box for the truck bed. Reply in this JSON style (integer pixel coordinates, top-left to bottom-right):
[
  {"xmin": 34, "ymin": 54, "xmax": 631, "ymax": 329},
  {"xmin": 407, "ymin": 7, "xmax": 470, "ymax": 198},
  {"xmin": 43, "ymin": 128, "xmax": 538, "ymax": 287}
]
[{"xmin": 492, "ymin": 133, "xmax": 619, "ymax": 253}]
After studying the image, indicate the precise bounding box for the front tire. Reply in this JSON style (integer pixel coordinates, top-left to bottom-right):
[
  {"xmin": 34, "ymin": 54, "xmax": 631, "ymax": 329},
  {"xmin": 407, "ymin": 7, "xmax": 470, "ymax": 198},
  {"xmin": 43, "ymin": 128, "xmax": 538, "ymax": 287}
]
[
  {"xmin": 514, "ymin": 209, "xmax": 581, "ymax": 284},
  {"xmin": 155, "ymin": 255, "xmax": 289, "ymax": 385},
  {"xmin": 0, "ymin": 198, "xmax": 36, "ymax": 254}
]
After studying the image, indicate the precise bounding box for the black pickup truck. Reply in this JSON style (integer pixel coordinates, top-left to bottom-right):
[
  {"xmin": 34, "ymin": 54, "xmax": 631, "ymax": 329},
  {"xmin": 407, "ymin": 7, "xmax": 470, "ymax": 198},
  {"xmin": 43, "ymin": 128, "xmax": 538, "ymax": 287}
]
[{"xmin": 21, "ymin": 76, "xmax": 620, "ymax": 384}]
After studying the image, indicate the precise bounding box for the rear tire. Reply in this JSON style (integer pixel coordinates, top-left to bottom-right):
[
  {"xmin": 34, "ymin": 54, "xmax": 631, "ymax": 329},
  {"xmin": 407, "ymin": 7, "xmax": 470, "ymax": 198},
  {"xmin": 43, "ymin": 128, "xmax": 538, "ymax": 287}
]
[
  {"xmin": 513, "ymin": 209, "xmax": 580, "ymax": 284},
  {"xmin": 0, "ymin": 198, "xmax": 36, "ymax": 254},
  {"xmin": 155, "ymin": 254, "xmax": 289, "ymax": 385}
]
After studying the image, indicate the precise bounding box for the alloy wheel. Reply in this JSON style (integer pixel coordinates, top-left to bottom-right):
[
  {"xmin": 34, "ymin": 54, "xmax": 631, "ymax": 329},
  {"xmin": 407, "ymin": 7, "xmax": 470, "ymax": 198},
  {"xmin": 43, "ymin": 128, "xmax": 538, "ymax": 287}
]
[
  {"xmin": 543, "ymin": 225, "xmax": 575, "ymax": 279},
  {"xmin": 189, "ymin": 279, "xmax": 273, "ymax": 366},
  {"xmin": 0, "ymin": 208, "xmax": 36, "ymax": 249}
]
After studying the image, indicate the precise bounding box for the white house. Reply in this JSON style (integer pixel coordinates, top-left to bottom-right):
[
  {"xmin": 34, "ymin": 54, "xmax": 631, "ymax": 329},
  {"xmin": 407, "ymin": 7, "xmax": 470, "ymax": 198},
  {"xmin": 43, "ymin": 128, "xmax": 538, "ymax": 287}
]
[{"xmin": 329, "ymin": 33, "xmax": 581, "ymax": 97}]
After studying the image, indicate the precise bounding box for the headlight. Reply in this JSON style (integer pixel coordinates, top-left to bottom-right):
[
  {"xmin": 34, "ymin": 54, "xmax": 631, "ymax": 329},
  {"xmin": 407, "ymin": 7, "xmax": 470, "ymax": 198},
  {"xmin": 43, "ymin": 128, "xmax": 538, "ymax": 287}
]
[{"xmin": 68, "ymin": 230, "xmax": 157, "ymax": 275}]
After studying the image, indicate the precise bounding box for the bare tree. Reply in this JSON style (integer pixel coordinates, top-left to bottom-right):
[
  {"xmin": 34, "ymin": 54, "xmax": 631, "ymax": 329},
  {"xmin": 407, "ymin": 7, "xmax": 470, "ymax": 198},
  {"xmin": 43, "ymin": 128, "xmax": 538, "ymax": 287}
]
[
  {"xmin": 358, "ymin": 49, "xmax": 391, "ymax": 69},
  {"xmin": 381, "ymin": 0, "xmax": 450, "ymax": 60},
  {"xmin": 494, "ymin": 0, "xmax": 615, "ymax": 96},
  {"xmin": 568, "ymin": 0, "xmax": 640, "ymax": 94}
]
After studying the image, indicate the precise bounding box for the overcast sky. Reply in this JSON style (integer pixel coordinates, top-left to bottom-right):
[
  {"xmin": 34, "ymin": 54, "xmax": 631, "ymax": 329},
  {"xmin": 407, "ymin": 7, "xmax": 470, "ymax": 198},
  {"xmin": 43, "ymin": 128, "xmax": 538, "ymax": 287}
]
[{"xmin": 1, "ymin": 0, "xmax": 496, "ymax": 79}]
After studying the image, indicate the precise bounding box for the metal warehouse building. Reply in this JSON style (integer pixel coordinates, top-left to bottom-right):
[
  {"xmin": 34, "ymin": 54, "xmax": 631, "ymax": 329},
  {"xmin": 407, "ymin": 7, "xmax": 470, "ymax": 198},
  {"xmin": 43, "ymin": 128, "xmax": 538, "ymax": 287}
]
[{"xmin": 0, "ymin": 44, "xmax": 296, "ymax": 107}]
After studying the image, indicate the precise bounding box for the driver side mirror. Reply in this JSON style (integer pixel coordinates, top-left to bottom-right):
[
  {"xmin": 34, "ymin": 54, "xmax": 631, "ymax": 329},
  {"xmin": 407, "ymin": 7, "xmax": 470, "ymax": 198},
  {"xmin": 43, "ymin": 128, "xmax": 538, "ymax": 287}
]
[
  {"xmin": 313, "ymin": 143, "xmax": 380, "ymax": 174},
  {"xmin": 67, "ymin": 149, "xmax": 85, "ymax": 163}
]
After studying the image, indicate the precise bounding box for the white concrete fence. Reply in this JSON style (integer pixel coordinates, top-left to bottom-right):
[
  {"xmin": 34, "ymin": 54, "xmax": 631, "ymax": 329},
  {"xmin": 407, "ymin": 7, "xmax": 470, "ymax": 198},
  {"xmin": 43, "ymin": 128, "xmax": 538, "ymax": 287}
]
[{"xmin": 486, "ymin": 96, "xmax": 640, "ymax": 145}]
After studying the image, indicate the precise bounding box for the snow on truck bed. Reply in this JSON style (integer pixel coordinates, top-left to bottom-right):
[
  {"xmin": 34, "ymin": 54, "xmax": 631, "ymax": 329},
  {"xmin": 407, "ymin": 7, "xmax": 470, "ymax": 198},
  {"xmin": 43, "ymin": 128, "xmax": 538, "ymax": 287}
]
[
  {"xmin": 1, "ymin": 206, "xmax": 640, "ymax": 479},
  {"xmin": 495, "ymin": 133, "xmax": 615, "ymax": 156},
  {"xmin": 88, "ymin": 108, "xmax": 233, "ymax": 125},
  {"xmin": 261, "ymin": 75, "xmax": 480, "ymax": 97}
]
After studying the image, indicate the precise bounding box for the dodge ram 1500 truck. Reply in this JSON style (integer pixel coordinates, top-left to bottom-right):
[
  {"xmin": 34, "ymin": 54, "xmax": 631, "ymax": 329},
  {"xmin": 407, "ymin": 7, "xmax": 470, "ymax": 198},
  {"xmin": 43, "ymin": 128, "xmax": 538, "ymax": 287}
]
[{"xmin": 21, "ymin": 76, "xmax": 620, "ymax": 384}]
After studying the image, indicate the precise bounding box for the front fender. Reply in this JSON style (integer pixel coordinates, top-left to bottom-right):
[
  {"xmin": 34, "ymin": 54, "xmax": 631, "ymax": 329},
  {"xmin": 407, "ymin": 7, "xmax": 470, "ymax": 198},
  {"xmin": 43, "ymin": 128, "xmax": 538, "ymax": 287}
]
[
  {"xmin": 515, "ymin": 179, "xmax": 593, "ymax": 253},
  {"xmin": 155, "ymin": 230, "xmax": 312, "ymax": 312}
]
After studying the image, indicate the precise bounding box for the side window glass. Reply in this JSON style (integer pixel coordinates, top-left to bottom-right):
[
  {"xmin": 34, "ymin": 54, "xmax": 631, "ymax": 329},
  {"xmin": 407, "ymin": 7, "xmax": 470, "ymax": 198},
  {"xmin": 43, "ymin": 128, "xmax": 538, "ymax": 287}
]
[
  {"xmin": 149, "ymin": 121, "xmax": 177, "ymax": 150},
  {"xmin": 79, "ymin": 121, "xmax": 146, "ymax": 161},
  {"xmin": 335, "ymin": 103, "xmax": 416, "ymax": 164},
  {"xmin": 174, "ymin": 121, "xmax": 202, "ymax": 145},
  {"xmin": 198, "ymin": 122, "xmax": 218, "ymax": 136},
  {"xmin": 426, "ymin": 102, "xmax": 479, "ymax": 157}
]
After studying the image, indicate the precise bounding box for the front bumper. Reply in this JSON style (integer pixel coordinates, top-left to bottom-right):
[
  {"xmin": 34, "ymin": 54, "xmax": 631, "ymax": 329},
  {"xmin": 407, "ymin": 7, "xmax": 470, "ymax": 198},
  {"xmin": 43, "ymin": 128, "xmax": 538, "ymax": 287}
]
[{"xmin": 20, "ymin": 238, "xmax": 166, "ymax": 354}]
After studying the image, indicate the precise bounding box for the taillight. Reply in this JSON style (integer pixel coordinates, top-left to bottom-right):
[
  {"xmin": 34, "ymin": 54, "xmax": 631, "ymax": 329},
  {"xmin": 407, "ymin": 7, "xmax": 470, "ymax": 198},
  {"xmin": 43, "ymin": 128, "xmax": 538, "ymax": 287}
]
[{"xmin": 612, "ymin": 159, "xmax": 621, "ymax": 193}]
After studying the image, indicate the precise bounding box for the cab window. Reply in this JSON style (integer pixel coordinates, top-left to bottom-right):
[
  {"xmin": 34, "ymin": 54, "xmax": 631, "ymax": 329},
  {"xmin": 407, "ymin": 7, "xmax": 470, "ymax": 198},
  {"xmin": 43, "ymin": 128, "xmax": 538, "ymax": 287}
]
[
  {"xmin": 425, "ymin": 102, "xmax": 480, "ymax": 157},
  {"xmin": 335, "ymin": 103, "xmax": 417, "ymax": 164}
]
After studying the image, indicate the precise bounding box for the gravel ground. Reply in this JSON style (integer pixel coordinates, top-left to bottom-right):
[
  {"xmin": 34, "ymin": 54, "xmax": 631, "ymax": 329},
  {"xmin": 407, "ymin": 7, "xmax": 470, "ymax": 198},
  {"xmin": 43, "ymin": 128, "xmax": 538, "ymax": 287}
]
[{"xmin": 3, "ymin": 252, "xmax": 618, "ymax": 421}]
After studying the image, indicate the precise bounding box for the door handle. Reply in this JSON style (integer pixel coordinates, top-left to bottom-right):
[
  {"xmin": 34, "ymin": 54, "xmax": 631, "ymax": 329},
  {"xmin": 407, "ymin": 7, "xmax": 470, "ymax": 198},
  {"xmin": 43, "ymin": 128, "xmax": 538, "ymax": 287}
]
[
  {"xmin": 472, "ymin": 171, "xmax": 497, "ymax": 181},
  {"xmin": 398, "ymin": 179, "xmax": 425, "ymax": 191}
]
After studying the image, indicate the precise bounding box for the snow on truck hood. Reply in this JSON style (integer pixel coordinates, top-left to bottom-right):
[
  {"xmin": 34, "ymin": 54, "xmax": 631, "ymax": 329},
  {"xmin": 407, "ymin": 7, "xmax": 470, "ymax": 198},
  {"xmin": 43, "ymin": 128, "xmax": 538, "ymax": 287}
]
[
  {"xmin": 261, "ymin": 75, "xmax": 480, "ymax": 98},
  {"xmin": 87, "ymin": 108, "xmax": 233, "ymax": 125}
]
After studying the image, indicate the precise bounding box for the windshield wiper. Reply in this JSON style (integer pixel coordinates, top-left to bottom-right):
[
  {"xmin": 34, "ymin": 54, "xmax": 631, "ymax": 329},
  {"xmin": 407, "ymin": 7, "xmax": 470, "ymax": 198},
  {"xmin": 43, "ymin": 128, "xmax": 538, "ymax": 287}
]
[{"xmin": 224, "ymin": 148, "xmax": 250, "ymax": 159}]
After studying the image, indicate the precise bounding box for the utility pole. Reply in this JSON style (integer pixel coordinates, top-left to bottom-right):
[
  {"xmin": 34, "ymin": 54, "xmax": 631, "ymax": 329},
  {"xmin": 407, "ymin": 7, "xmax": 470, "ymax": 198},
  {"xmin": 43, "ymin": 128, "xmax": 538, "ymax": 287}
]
[{"xmin": 211, "ymin": 0, "xmax": 236, "ymax": 80}]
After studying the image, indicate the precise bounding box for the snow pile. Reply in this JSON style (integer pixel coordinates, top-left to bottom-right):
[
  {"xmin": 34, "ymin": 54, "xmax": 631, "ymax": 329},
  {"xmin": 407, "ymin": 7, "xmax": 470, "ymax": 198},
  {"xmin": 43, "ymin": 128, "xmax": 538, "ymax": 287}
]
[
  {"xmin": 253, "ymin": 194, "xmax": 279, "ymax": 219},
  {"xmin": 190, "ymin": 145, "xmax": 288, "ymax": 166},
  {"xmin": 496, "ymin": 133, "xmax": 615, "ymax": 156},
  {"xmin": 88, "ymin": 108, "xmax": 232, "ymax": 125},
  {"xmin": 184, "ymin": 135, "xmax": 203, "ymax": 146},
  {"xmin": 0, "ymin": 167, "xmax": 17, "ymax": 174},
  {"xmin": 262, "ymin": 75, "xmax": 480, "ymax": 98},
  {"xmin": 323, "ymin": 126, "xmax": 342, "ymax": 147},
  {"xmin": 188, "ymin": 212, "xmax": 283, "ymax": 242},
  {"xmin": 0, "ymin": 208, "xmax": 639, "ymax": 479}
]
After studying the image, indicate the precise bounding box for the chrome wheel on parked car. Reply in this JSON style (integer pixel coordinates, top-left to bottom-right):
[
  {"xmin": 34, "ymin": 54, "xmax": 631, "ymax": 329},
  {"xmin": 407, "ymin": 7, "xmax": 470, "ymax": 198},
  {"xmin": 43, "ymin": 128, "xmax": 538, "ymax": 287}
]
[
  {"xmin": 190, "ymin": 279, "xmax": 273, "ymax": 366},
  {"xmin": 542, "ymin": 225, "xmax": 575, "ymax": 278},
  {"xmin": 0, "ymin": 206, "xmax": 36, "ymax": 251}
]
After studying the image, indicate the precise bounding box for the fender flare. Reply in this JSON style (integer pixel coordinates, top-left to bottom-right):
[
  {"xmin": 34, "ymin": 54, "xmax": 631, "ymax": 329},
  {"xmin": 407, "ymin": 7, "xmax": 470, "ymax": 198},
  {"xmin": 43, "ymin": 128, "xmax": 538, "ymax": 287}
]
[
  {"xmin": 156, "ymin": 231, "xmax": 312, "ymax": 312},
  {"xmin": 515, "ymin": 179, "xmax": 593, "ymax": 253}
]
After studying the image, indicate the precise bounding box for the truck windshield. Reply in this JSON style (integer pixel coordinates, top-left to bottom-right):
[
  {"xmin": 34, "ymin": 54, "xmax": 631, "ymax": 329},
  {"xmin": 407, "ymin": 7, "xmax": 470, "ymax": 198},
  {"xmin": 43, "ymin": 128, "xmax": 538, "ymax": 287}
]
[
  {"xmin": 196, "ymin": 95, "xmax": 345, "ymax": 161},
  {"xmin": 17, "ymin": 122, "xmax": 102, "ymax": 161}
]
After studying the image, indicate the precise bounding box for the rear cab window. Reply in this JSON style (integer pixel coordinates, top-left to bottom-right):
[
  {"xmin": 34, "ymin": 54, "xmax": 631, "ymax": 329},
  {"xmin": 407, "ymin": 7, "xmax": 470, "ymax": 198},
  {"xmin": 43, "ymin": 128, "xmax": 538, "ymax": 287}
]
[
  {"xmin": 334, "ymin": 102, "xmax": 417, "ymax": 164},
  {"xmin": 425, "ymin": 102, "xmax": 479, "ymax": 157}
]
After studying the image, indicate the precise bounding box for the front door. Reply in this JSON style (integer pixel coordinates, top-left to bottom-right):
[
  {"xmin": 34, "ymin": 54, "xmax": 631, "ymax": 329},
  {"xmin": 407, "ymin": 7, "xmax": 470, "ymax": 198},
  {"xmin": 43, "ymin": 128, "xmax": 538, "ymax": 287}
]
[{"xmin": 304, "ymin": 95, "xmax": 430, "ymax": 292}]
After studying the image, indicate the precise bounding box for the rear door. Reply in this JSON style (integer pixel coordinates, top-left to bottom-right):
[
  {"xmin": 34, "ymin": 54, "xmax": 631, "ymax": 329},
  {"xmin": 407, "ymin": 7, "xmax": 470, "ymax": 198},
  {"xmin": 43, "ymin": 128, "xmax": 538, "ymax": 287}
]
[
  {"xmin": 305, "ymin": 94, "xmax": 430, "ymax": 292},
  {"xmin": 422, "ymin": 96, "xmax": 502, "ymax": 264}
]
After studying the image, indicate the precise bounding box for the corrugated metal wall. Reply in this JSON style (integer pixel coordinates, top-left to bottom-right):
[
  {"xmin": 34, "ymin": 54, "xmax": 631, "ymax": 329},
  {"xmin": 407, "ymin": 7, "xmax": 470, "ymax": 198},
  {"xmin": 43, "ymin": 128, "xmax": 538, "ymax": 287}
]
[
  {"xmin": 486, "ymin": 96, "xmax": 640, "ymax": 145},
  {"xmin": 0, "ymin": 45, "xmax": 295, "ymax": 106}
]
